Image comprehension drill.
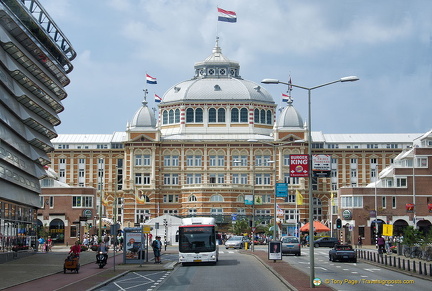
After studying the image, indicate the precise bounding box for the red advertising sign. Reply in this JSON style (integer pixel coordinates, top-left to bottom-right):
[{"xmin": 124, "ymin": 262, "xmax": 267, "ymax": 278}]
[
  {"xmin": 290, "ymin": 154, "xmax": 309, "ymax": 177},
  {"xmin": 406, "ymin": 203, "xmax": 414, "ymax": 213}
]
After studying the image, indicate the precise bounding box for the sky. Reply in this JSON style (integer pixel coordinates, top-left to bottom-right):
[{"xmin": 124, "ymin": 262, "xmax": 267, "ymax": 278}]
[{"xmin": 40, "ymin": 0, "xmax": 432, "ymax": 135}]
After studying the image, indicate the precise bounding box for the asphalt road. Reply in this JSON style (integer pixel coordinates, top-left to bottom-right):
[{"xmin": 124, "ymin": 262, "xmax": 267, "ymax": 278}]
[
  {"xmin": 155, "ymin": 249, "xmax": 289, "ymax": 291},
  {"xmin": 281, "ymin": 247, "xmax": 431, "ymax": 290}
]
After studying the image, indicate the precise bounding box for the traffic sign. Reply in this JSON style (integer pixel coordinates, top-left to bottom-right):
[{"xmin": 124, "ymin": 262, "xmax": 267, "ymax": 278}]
[{"xmin": 142, "ymin": 225, "xmax": 151, "ymax": 233}]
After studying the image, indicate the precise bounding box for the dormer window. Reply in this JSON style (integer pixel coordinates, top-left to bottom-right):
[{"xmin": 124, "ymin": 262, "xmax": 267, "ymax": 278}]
[
  {"xmin": 208, "ymin": 68, "xmax": 215, "ymax": 75},
  {"xmin": 230, "ymin": 69, "xmax": 236, "ymax": 76},
  {"xmin": 219, "ymin": 68, "xmax": 226, "ymax": 75}
]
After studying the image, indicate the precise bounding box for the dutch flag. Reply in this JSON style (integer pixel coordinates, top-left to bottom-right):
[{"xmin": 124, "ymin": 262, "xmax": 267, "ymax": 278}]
[
  {"xmin": 218, "ymin": 8, "xmax": 237, "ymax": 23},
  {"xmin": 146, "ymin": 74, "xmax": 157, "ymax": 84},
  {"xmin": 155, "ymin": 94, "xmax": 162, "ymax": 103},
  {"xmin": 282, "ymin": 93, "xmax": 290, "ymax": 102}
]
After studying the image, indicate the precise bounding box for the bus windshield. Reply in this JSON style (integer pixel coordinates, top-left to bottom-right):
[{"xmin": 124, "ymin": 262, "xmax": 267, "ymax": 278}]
[{"xmin": 179, "ymin": 226, "xmax": 216, "ymax": 253}]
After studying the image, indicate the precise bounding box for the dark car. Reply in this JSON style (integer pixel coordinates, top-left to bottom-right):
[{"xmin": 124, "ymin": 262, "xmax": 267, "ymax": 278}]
[
  {"xmin": 313, "ymin": 237, "xmax": 340, "ymax": 248},
  {"xmin": 280, "ymin": 236, "xmax": 301, "ymax": 256},
  {"xmin": 329, "ymin": 244, "xmax": 357, "ymax": 262}
]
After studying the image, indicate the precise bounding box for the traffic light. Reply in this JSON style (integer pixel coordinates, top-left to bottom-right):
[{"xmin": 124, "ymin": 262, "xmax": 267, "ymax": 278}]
[{"xmin": 336, "ymin": 218, "xmax": 342, "ymax": 229}]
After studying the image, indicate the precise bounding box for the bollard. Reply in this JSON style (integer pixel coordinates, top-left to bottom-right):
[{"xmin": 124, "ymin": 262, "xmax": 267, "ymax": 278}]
[
  {"xmin": 398, "ymin": 257, "xmax": 401, "ymax": 269},
  {"xmin": 373, "ymin": 252, "xmax": 376, "ymax": 262},
  {"xmin": 419, "ymin": 261, "xmax": 422, "ymax": 275},
  {"xmin": 384, "ymin": 255, "xmax": 387, "ymax": 266},
  {"xmin": 424, "ymin": 263, "xmax": 427, "ymax": 276},
  {"xmin": 408, "ymin": 260, "xmax": 410, "ymax": 272},
  {"xmin": 413, "ymin": 260, "xmax": 416, "ymax": 273},
  {"xmin": 403, "ymin": 259, "xmax": 405, "ymax": 271},
  {"xmin": 430, "ymin": 264, "xmax": 432, "ymax": 276}
]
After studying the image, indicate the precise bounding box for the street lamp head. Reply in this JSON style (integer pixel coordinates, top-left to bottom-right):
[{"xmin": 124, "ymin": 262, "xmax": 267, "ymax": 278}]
[
  {"xmin": 340, "ymin": 76, "xmax": 359, "ymax": 82},
  {"xmin": 261, "ymin": 79, "xmax": 280, "ymax": 84}
]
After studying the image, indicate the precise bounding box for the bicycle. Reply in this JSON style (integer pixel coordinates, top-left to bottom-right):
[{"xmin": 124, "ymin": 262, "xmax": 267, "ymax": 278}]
[
  {"xmin": 403, "ymin": 245, "xmax": 421, "ymax": 258},
  {"xmin": 420, "ymin": 246, "xmax": 432, "ymax": 261}
]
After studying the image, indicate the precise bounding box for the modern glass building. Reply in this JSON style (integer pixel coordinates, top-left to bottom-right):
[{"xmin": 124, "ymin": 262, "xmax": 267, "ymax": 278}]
[{"xmin": 0, "ymin": 0, "xmax": 75, "ymax": 254}]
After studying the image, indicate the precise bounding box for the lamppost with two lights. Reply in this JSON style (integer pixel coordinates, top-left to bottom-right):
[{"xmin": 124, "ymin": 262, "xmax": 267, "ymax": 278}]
[{"xmin": 262, "ymin": 76, "xmax": 359, "ymax": 288}]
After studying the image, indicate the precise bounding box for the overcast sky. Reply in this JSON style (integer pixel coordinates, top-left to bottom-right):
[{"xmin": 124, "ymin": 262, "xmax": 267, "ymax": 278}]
[{"xmin": 42, "ymin": 0, "xmax": 432, "ymax": 135}]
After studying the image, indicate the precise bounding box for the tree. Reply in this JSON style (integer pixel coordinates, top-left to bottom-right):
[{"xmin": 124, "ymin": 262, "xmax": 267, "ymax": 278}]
[
  {"xmin": 403, "ymin": 226, "xmax": 422, "ymax": 246},
  {"xmin": 229, "ymin": 219, "xmax": 249, "ymax": 235},
  {"xmin": 38, "ymin": 224, "xmax": 49, "ymax": 239}
]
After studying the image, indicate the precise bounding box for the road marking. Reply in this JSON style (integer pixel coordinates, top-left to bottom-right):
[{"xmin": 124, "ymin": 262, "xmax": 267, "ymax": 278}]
[{"xmin": 364, "ymin": 268, "xmax": 381, "ymax": 272}]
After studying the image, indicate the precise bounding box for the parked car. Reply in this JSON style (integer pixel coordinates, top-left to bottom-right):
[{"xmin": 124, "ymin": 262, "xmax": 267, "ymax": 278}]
[
  {"xmin": 280, "ymin": 236, "xmax": 301, "ymax": 256},
  {"xmin": 225, "ymin": 236, "xmax": 246, "ymax": 249},
  {"xmin": 313, "ymin": 237, "xmax": 340, "ymax": 248},
  {"xmin": 329, "ymin": 244, "xmax": 357, "ymax": 262}
]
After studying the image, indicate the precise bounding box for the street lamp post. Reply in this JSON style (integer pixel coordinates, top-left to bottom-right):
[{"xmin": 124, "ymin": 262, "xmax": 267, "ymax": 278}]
[
  {"xmin": 98, "ymin": 164, "xmax": 103, "ymax": 240},
  {"xmin": 262, "ymin": 76, "xmax": 359, "ymax": 288}
]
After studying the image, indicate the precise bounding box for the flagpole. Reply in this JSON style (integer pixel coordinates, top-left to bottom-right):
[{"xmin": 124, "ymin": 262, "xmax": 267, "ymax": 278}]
[
  {"xmin": 330, "ymin": 192, "xmax": 333, "ymax": 238},
  {"xmin": 295, "ymin": 191, "xmax": 299, "ymax": 238},
  {"xmin": 216, "ymin": 7, "xmax": 219, "ymax": 40}
]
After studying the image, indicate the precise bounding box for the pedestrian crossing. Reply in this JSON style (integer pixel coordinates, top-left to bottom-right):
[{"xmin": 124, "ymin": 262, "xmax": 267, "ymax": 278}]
[{"xmin": 218, "ymin": 250, "xmax": 238, "ymax": 254}]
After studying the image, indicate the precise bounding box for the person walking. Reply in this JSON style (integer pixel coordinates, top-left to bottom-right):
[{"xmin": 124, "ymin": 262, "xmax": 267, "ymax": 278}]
[
  {"xmin": 152, "ymin": 236, "xmax": 162, "ymax": 264},
  {"xmin": 377, "ymin": 235, "xmax": 385, "ymax": 255},
  {"xmin": 357, "ymin": 236, "xmax": 362, "ymax": 248}
]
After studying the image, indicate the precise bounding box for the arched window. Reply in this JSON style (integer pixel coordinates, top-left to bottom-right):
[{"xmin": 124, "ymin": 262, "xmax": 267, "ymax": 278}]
[
  {"xmin": 188, "ymin": 195, "xmax": 197, "ymax": 202},
  {"xmin": 231, "ymin": 108, "xmax": 239, "ymax": 122},
  {"xmin": 195, "ymin": 108, "xmax": 203, "ymax": 122},
  {"xmin": 163, "ymin": 111, "xmax": 168, "ymax": 124},
  {"xmin": 175, "ymin": 109, "xmax": 180, "ymax": 123},
  {"xmin": 240, "ymin": 108, "xmax": 248, "ymax": 122},
  {"xmin": 169, "ymin": 109, "xmax": 174, "ymax": 124},
  {"xmin": 236, "ymin": 195, "xmax": 245, "ymax": 203},
  {"xmin": 254, "ymin": 109, "xmax": 259, "ymax": 123},
  {"xmin": 218, "ymin": 108, "xmax": 225, "ymax": 122},
  {"xmin": 260, "ymin": 109, "xmax": 266, "ymax": 124},
  {"xmin": 186, "ymin": 108, "xmax": 194, "ymax": 123},
  {"xmin": 209, "ymin": 108, "xmax": 217, "ymax": 122},
  {"xmin": 266, "ymin": 110, "xmax": 272, "ymax": 124},
  {"xmin": 210, "ymin": 194, "xmax": 224, "ymax": 202}
]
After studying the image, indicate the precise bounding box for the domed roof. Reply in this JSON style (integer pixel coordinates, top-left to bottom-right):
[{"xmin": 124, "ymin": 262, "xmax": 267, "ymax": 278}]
[
  {"xmin": 276, "ymin": 99, "xmax": 305, "ymax": 129},
  {"xmin": 127, "ymin": 96, "xmax": 156, "ymax": 130},
  {"xmin": 163, "ymin": 78, "xmax": 273, "ymax": 103},
  {"xmin": 161, "ymin": 38, "xmax": 274, "ymax": 104}
]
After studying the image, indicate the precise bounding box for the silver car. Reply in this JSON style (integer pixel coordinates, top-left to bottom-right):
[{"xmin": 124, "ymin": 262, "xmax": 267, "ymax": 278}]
[
  {"xmin": 225, "ymin": 236, "xmax": 245, "ymax": 249},
  {"xmin": 281, "ymin": 236, "xmax": 301, "ymax": 256}
]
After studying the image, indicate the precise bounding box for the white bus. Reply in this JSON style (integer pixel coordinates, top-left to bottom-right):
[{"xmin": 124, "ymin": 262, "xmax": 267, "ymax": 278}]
[{"xmin": 178, "ymin": 217, "xmax": 219, "ymax": 265}]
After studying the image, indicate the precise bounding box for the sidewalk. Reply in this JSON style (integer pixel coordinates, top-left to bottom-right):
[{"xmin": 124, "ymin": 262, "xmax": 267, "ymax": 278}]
[
  {"xmin": 1, "ymin": 244, "xmax": 431, "ymax": 290},
  {"xmin": 0, "ymin": 245, "xmax": 176, "ymax": 290}
]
